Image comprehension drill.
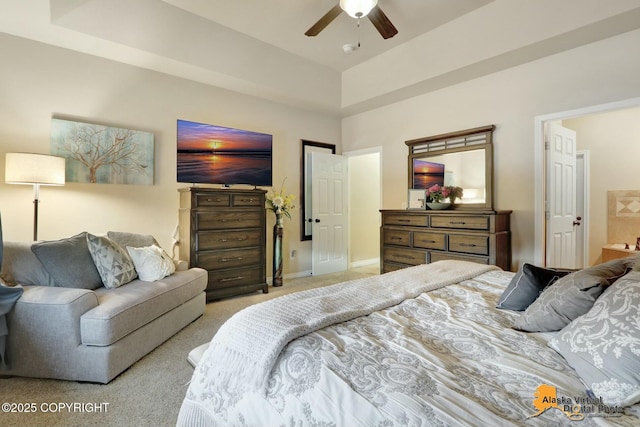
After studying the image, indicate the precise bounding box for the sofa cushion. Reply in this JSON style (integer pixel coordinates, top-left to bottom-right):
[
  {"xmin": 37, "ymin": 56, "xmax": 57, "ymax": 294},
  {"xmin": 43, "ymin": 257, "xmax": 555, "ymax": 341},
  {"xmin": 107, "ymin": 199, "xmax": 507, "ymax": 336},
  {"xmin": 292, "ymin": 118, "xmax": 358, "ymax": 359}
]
[
  {"xmin": 126, "ymin": 245, "xmax": 175, "ymax": 282},
  {"xmin": 0, "ymin": 241, "xmax": 55, "ymax": 286},
  {"xmin": 107, "ymin": 231, "xmax": 159, "ymax": 249},
  {"xmin": 80, "ymin": 268, "xmax": 207, "ymax": 346},
  {"xmin": 31, "ymin": 232, "xmax": 103, "ymax": 290},
  {"xmin": 86, "ymin": 233, "xmax": 138, "ymax": 289}
]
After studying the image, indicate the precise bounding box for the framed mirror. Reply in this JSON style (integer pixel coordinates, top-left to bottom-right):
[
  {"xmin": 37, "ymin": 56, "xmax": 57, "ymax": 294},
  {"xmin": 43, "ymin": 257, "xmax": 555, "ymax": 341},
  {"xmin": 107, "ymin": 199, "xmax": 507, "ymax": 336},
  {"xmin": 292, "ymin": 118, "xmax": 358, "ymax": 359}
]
[
  {"xmin": 406, "ymin": 125, "xmax": 495, "ymax": 210},
  {"xmin": 300, "ymin": 140, "xmax": 336, "ymax": 241}
]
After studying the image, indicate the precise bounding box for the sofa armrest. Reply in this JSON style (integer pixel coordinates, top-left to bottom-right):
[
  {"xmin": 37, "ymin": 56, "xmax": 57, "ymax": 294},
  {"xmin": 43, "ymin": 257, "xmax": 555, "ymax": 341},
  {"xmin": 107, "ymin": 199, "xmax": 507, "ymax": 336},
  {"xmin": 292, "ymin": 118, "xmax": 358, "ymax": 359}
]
[{"xmin": 5, "ymin": 286, "xmax": 99, "ymax": 373}]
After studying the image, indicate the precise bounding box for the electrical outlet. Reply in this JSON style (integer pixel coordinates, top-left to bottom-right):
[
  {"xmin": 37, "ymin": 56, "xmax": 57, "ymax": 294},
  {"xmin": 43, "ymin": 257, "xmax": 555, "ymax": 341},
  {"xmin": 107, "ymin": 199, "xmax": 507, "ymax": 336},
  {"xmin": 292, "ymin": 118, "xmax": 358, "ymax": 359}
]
[{"xmin": 290, "ymin": 249, "xmax": 297, "ymax": 259}]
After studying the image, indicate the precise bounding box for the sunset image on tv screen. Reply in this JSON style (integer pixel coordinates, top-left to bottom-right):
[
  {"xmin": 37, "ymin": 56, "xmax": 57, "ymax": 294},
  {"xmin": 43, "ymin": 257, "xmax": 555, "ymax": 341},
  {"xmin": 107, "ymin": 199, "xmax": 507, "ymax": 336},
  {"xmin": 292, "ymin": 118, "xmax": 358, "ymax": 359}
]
[{"xmin": 177, "ymin": 120, "xmax": 272, "ymax": 186}]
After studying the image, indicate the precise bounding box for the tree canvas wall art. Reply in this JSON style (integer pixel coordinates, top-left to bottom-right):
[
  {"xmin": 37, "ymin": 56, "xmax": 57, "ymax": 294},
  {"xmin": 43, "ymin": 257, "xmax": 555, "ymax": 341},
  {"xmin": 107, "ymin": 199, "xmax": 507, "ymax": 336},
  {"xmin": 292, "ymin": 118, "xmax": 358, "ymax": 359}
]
[{"xmin": 50, "ymin": 118, "xmax": 154, "ymax": 185}]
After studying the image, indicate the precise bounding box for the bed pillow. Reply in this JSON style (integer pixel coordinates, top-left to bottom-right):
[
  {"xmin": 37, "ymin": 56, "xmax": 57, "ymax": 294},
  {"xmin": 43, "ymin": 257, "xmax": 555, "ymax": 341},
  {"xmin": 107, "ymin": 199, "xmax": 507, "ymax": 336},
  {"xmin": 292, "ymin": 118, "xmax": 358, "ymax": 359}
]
[
  {"xmin": 514, "ymin": 258, "xmax": 632, "ymax": 332},
  {"xmin": 549, "ymin": 271, "xmax": 640, "ymax": 407},
  {"xmin": 86, "ymin": 233, "xmax": 138, "ymax": 289},
  {"xmin": 31, "ymin": 232, "xmax": 103, "ymax": 290},
  {"xmin": 497, "ymin": 263, "xmax": 570, "ymax": 311},
  {"xmin": 107, "ymin": 231, "xmax": 159, "ymax": 249},
  {"xmin": 126, "ymin": 245, "xmax": 175, "ymax": 282}
]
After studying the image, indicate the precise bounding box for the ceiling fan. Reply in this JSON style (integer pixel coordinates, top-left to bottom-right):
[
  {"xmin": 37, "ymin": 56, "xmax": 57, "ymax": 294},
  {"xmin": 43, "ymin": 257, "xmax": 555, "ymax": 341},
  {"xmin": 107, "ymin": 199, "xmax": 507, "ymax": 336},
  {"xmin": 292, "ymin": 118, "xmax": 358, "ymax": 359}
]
[{"xmin": 305, "ymin": 0, "xmax": 398, "ymax": 40}]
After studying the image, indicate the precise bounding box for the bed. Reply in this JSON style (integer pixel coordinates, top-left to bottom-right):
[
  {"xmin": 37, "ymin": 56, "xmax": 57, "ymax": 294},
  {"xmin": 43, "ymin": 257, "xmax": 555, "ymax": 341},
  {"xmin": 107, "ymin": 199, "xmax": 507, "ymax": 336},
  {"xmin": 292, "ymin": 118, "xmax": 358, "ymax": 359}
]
[{"xmin": 177, "ymin": 259, "xmax": 640, "ymax": 427}]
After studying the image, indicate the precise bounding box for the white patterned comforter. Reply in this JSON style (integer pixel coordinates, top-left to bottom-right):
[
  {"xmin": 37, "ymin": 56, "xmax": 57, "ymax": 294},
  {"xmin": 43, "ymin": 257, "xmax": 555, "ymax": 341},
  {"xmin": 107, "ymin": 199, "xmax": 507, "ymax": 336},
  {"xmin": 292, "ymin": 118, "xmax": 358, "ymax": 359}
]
[{"xmin": 178, "ymin": 263, "xmax": 640, "ymax": 427}]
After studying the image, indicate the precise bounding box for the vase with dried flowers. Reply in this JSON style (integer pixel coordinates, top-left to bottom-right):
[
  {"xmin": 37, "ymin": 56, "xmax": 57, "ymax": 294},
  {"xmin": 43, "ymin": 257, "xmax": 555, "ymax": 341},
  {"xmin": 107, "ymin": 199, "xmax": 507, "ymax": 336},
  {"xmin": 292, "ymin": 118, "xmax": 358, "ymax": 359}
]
[{"xmin": 266, "ymin": 179, "xmax": 296, "ymax": 286}]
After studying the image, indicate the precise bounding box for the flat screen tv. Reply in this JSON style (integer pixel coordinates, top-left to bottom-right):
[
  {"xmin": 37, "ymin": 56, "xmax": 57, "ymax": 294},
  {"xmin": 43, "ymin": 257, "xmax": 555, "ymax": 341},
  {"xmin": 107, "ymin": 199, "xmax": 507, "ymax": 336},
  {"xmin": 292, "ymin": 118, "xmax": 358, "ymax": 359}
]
[{"xmin": 177, "ymin": 119, "xmax": 272, "ymax": 187}]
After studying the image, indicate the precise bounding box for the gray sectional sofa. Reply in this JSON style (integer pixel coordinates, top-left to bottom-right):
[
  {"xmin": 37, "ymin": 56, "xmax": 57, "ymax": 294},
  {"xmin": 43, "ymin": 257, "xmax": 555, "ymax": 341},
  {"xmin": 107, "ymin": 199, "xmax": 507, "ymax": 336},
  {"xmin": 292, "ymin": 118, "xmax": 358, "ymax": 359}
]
[{"xmin": 0, "ymin": 232, "xmax": 207, "ymax": 383}]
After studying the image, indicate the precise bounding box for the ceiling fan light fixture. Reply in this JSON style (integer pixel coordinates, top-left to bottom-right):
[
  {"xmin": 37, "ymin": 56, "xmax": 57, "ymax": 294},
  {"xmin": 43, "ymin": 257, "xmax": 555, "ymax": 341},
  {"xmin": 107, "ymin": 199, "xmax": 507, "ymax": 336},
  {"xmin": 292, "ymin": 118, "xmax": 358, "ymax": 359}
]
[{"xmin": 339, "ymin": 0, "xmax": 378, "ymax": 18}]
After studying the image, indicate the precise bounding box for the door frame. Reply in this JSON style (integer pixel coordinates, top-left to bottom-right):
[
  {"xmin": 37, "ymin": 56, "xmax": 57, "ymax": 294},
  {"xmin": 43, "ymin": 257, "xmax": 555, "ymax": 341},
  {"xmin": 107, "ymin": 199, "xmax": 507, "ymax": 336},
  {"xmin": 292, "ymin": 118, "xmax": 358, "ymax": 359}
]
[
  {"xmin": 575, "ymin": 150, "xmax": 589, "ymax": 269},
  {"xmin": 534, "ymin": 97, "xmax": 640, "ymax": 265}
]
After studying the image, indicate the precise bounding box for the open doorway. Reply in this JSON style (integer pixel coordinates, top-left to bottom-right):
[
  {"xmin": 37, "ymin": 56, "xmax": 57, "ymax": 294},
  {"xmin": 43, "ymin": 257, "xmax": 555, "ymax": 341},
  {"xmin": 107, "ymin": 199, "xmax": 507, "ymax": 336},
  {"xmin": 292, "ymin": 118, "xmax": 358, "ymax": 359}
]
[
  {"xmin": 345, "ymin": 147, "xmax": 382, "ymax": 269},
  {"xmin": 534, "ymin": 97, "xmax": 640, "ymax": 266}
]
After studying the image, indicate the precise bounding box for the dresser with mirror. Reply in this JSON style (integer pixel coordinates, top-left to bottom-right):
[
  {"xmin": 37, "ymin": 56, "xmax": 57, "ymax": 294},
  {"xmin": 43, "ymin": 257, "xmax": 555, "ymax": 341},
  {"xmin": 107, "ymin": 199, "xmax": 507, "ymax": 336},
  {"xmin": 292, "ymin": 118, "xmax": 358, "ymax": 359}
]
[{"xmin": 380, "ymin": 125, "xmax": 512, "ymax": 273}]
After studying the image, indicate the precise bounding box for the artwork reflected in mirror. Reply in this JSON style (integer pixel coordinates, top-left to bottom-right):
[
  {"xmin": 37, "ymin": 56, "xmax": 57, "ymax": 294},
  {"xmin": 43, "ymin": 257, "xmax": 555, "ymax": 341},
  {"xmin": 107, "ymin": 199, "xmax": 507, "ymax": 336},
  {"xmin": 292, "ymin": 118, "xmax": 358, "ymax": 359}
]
[{"xmin": 412, "ymin": 160, "xmax": 444, "ymax": 189}]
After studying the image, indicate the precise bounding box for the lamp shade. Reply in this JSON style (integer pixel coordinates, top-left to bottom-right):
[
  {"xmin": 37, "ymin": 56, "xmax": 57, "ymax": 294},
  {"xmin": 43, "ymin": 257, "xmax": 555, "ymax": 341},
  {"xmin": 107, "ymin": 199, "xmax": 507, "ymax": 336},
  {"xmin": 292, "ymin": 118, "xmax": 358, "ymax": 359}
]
[
  {"xmin": 339, "ymin": 0, "xmax": 378, "ymax": 18},
  {"xmin": 5, "ymin": 153, "xmax": 66, "ymax": 186}
]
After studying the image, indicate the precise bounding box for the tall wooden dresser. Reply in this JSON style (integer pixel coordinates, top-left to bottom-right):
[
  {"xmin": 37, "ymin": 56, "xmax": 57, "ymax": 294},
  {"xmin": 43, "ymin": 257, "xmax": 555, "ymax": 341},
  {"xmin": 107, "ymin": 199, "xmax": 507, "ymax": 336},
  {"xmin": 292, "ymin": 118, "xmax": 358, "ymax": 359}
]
[
  {"xmin": 380, "ymin": 209, "xmax": 512, "ymax": 273},
  {"xmin": 178, "ymin": 188, "xmax": 268, "ymax": 301}
]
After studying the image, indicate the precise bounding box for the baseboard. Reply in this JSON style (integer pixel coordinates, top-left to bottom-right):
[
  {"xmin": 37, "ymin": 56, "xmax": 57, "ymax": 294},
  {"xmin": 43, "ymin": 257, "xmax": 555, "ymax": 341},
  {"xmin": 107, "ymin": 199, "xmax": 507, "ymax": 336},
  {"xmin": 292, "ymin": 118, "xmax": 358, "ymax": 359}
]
[
  {"xmin": 349, "ymin": 258, "xmax": 379, "ymax": 268},
  {"xmin": 267, "ymin": 270, "xmax": 312, "ymax": 285}
]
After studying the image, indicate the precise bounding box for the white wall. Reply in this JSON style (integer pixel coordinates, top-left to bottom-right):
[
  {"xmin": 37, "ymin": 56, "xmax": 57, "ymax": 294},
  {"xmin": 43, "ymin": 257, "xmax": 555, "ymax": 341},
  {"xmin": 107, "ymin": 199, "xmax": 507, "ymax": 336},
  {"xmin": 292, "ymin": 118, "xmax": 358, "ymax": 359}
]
[
  {"xmin": 563, "ymin": 107, "xmax": 640, "ymax": 264},
  {"xmin": 341, "ymin": 29, "xmax": 640, "ymax": 270},
  {"xmin": 0, "ymin": 33, "xmax": 341, "ymax": 276}
]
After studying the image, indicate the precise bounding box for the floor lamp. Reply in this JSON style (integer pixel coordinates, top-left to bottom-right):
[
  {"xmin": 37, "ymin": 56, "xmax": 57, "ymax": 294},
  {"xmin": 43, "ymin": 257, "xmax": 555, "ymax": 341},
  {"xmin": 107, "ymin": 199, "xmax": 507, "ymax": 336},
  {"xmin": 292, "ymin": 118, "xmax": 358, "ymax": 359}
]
[{"xmin": 5, "ymin": 153, "xmax": 66, "ymax": 241}]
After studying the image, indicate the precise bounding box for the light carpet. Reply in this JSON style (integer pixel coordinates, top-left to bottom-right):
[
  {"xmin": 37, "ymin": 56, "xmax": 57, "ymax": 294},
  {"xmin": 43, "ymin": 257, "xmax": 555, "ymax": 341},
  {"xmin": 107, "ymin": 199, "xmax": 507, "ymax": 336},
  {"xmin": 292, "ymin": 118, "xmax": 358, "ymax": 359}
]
[{"xmin": 0, "ymin": 265, "xmax": 378, "ymax": 427}]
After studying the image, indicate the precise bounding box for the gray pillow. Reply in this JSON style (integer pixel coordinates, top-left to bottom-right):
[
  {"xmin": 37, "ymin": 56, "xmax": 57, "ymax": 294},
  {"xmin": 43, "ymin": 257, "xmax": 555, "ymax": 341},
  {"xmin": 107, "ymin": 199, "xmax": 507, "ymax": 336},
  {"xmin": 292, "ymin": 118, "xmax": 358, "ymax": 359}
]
[
  {"xmin": 0, "ymin": 241, "xmax": 55, "ymax": 286},
  {"xmin": 31, "ymin": 232, "xmax": 103, "ymax": 290},
  {"xmin": 514, "ymin": 258, "xmax": 632, "ymax": 332},
  {"xmin": 86, "ymin": 233, "xmax": 138, "ymax": 289},
  {"xmin": 497, "ymin": 263, "xmax": 570, "ymax": 311},
  {"xmin": 549, "ymin": 271, "xmax": 640, "ymax": 407},
  {"xmin": 107, "ymin": 231, "xmax": 159, "ymax": 249}
]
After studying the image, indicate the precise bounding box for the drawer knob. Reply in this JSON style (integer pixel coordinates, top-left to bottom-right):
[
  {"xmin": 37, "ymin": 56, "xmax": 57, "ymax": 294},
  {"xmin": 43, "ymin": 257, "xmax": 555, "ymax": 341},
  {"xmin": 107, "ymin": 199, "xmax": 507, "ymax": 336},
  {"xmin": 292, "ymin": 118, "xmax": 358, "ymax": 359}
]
[
  {"xmin": 460, "ymin": 243, "xmax": 477, "ymax": 247},
  {"xmin": 450, "ymin": 221, "xmax": 466, "ymax": 225},
  {"xmin": 220, "ymin": 256, "xmax": 244, "ymax": 262}
]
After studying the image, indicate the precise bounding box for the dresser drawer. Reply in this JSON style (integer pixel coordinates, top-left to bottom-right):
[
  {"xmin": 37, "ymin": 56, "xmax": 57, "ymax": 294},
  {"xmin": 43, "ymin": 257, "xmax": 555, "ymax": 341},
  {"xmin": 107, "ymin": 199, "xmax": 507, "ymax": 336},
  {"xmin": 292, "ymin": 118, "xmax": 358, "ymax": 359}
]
[
  {"xmin": 449, "ymin": 234, "xmax": 489, "ymax": 255},
  {"xmin": 232, "ymin": 194, "xmax": 263, "ymax": 207},
  {"xmin": 196, "ymin": 193, "xmax": 230, "ymax": 207},
  {"xmin": 383, "ymin": 229, "xmax": 411, "ymax": 246},
  {"xmin": 383, "ymin": 247, "xmax": 426, "ymax": 265},
  {"xmin": 430, "ymin": 251, "xmax": 489, "ymax": 265},
  {"xmin": 196, "ymin": 211, "xmax": 262, "ymax": 230},
  {"xmin": 195, "ymin": 247, "xmax": 262, "ymax": 270},
  {"xmin": 383, "ymin": 214, "xmax": 428, "ymax": 227},
  {"xmin": 197, "ymin": 229, "xmax": 262, "ymax": 250},
  {"xmin": 430, "ymin": 215, "xmax": 489, "ymax": 230},
  {"xmin": 207, "ymin": 266, "xmax": 263, "ymax": 290},
  {"xmin": 413, "ymin": 231, "xmax": 446, "ymax": 250}
]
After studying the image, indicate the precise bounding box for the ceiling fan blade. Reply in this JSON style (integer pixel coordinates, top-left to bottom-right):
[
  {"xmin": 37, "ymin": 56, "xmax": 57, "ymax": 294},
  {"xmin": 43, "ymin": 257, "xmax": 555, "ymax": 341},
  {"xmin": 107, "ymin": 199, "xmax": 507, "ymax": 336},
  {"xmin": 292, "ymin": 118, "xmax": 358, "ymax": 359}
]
[
  {"xmin": 368, "ymin": 6, "xmax": 398, "ymax": 39},
  {"xmin": 305, "ymin": 4, "xmax": 343, "ymax": 37}
]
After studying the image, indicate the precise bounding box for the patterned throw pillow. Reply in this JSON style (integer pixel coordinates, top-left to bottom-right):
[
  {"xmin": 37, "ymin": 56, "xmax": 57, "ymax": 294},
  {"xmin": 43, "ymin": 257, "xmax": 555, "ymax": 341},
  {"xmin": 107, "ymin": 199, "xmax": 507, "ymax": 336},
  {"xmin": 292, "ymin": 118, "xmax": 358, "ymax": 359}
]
[
  {"xmin": 86, "ymin": 233, "xmax": 138, "ymax": 289},
  {"xmin": 549, "ymin": 271, "xmax": 640, "ymax": 406},
  {"xmin": 126, "ymin": 245, "xmax": 175, "ymax": 282},
  {"xmin": 497, "ymin": 263, "xmax": 570, "ymax": 311},
  {"xmin": 513, "ymin": 258, "xmax": 632, "ymax": 332}
]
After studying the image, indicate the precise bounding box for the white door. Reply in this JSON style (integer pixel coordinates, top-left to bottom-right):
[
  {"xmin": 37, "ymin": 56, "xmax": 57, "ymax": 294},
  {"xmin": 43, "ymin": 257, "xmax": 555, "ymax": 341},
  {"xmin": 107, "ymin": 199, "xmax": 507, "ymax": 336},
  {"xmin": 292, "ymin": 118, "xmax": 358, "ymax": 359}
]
[
  {"xmin": 311, "ymin": 152, "xmax": 348, "ymax": 275},
  {"xmin": 546, "ymin": 123, "xmax": 578, "ymax": 268}
]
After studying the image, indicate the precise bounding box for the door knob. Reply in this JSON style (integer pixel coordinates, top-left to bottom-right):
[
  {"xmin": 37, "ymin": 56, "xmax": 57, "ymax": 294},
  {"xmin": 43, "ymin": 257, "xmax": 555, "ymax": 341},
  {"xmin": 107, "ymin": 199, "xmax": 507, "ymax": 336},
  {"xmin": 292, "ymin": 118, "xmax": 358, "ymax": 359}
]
[
  {"xmin": 573, "ymin": 216, "xmax": 582, "ymax": 226},
  {"xmin": 315, "ymin": 219, "xmax": 321, "ymax": 223}
]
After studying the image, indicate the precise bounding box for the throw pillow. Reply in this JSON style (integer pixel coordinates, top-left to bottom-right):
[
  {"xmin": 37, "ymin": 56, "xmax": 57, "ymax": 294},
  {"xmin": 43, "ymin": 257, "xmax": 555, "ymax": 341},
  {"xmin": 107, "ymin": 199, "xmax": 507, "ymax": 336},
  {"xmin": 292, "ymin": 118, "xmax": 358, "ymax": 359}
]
[
  {"xmin": 0, "ymin": 241, "xmax": 56, "ymax": 287},
  {"xmin": 497, "ymin": 263, "xmax": 570, "ymax": 311},
  {"xmin": 31, "ymin": 232, "xmax": 103, "ymax": 290},
  {"xmin": 549, "ymin": 271, "xmax": 640, "ymax": 407},
  {"xmin": 126, "ymin": 245, "xmax": 175, "ymax": 282},
  {"xmin": 514, "ymin": 258, "xmax": 632, "ymax": 332},
  {"xmin": 107, "ymin": 231, "xmax": 159, "ymax": 249},
  {"xmin": 86, "ymin": 233, "xmax": 138, "ymax": 289}
]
